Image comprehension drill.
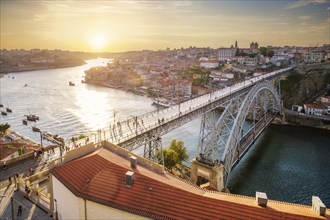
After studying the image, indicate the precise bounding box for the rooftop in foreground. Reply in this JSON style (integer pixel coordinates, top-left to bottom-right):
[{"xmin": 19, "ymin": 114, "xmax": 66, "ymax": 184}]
[{"xmin": 51, "ymin": 141, "xmax": 329, "ymax": 219}]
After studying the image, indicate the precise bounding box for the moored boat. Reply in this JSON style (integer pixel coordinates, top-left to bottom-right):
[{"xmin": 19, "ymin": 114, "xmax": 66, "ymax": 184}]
[
  {"xmin": 151, "ymin": 98, "xmax": 174, "ymax": 108},
  {"xmin": 32, "ymin": 126, "xmax": 40, "ymax": 132},
  {"xmin": 1, "ymin": 111, "xmax": 7, "ymax": 116},
  {"xmin": 69, "ymin": 81, "xmax": 75, "ymax": 86},
  {"xmin": 23, "ymin": 119, "xmax": 28, "ymax": 125},
  {"xmin": 6, "ymin": 107, "xmax": 12, "ymax": 113},
  {"xmin": 0, "ymin": 104, "xmax": 3, "ymax": 107},
  {"xmin": 54, "ymin": 134, "xmax": 65, "ymax": 143},
  {"xmin": 26, "ymin": 114, "xmax": 39, "ymax": 121}
]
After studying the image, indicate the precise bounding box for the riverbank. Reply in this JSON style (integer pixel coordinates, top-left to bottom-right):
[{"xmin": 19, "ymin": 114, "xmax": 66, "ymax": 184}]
[
  {"xmin": 2, "ymin": 60, "xmax": 86, "ymax": 74},
  {"xmin": 280, "ymin": 110, "xmax": 330, "ymax": 130},
  {"xmin": 85, "ymin": 80, "xmax": 148, "ymax": 97}
]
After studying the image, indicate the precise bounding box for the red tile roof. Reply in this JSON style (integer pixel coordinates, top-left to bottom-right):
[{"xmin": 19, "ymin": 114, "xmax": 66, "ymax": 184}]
[{"xmin": 51, "ymin": 147, "xmax": 329, "ymax": 219}]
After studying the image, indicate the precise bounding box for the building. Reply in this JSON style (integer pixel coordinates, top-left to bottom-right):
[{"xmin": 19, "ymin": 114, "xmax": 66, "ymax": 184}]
[
  {"xmin": 321, "ymin": 96, "xmax": 330, "ymax": 103},
  {"xmin": 270, "ymin": 54, "xmax": 290, "ymax": 66},
  {"xmin": 250, "ymin": 42, "xmax": 259, "ymax": 50},
  {"xmin": 304, "ymin": 103, "xmax": 328, "ymax": 116},
  {"xmin": 304, "ymin": 51, "xmax": 326, "ymax": 63},
  {"xmin": 50, "ymin": 142, "xmax": 329, "ymax": 219},
  {"xmin": 199, "ymin": 60, "xmax": 219, "ymax": 69},
  {"xmin": 218, "ymin": 48, "xmax": 237, "ymax": 61},
  {"xmin": 292, "ymin": 105, "xmax": 303, "ymax": 112}
]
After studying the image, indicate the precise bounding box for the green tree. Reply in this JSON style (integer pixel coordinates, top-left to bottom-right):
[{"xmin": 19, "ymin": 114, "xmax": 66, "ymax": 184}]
[
  {"xmin": 259, "ymin": 47, "xmax": 267, "ymax": 57},
  {"xmin": 158, "ymin": 139, "xmax": 189, "ymax": 169},
  {"xmin": 267, "ymin": 50, "xmax": 274, "ymax": 57},
  {"xmin": 162, "ymin": 148, "xmax": 178, "ymax": 169},
  {"xmin": 0, "ymin": 123, "xmax": 10, "ymax": 136},
  {"xmin": 169, "ymin": 139, "xmax": 189, "ymax": 162},
  {"xmin": 78, "ymin": 134, "xmax": 86, "ymax": 139}
]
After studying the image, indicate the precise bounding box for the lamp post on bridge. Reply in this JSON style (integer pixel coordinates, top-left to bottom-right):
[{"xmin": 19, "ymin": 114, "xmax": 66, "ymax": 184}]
[{"xmin": 130, "ymin": 115, "xmax": 138, "ymax": 135}]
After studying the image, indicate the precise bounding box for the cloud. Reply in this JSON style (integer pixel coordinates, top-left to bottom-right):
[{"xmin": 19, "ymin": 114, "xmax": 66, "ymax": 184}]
[
  {"xmin": 299, "ymin": 16, "xmax": 312, "ymax": 20},
  {"xmin": 285, "ymin": 0, "xmax": 327, "ymax": 9}
]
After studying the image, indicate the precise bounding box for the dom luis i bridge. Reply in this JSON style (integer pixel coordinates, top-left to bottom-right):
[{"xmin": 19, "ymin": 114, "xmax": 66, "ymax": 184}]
[{"xmin": 75, "ymin": 66, "xmax": 293, "ymax": 191}]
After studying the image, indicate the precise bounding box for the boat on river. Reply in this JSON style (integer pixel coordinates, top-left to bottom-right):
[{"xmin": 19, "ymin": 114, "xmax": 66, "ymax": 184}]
[
  {"xmin": 26, "ymin": 114, "xmax": 39, "ymax": 121},
  {"xmin": 0, "ymin": 104, "xmax": 3, "ymax": 107},
  {"xmin": 151, "ymin": 98, "xmax": 174, "ymax": 108},
  {"xmin": 6, "ymin": 107, "xmax": 12, "ymax": 113},
  {"xmin": 1, "ymin": 111, "xmax": 7, "ymax": 116},
  {"xmin": 69, "ymin": 81, "xmax": 75, "ymax": 86},
  {"xmin": 32, "ymin": 126, "xmax": 40, "ymax": 132},
  {"xmin": 23, "ymin": 119, "xmax": 28, "ymax": 125}
]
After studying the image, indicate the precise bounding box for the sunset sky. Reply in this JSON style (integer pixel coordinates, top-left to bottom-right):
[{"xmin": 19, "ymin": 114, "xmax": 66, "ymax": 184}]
[{"xmin": 0, "ymin": 0, "xmax": 329, "ymax": 52}]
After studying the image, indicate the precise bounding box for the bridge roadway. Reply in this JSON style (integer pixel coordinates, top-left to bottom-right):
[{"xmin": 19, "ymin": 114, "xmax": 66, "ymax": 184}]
[
  {"xmin": 69, "ymin": 66, "xmax": 293, "ymax": 151},
  {"xmin": 232, "ymin": 113, "xmax": 276, "ymax": 169}
]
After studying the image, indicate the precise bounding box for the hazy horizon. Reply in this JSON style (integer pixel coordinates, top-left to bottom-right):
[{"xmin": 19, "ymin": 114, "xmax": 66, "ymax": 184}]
[{"xmin": 1, "ymin": 0, "xmax": 329, "ymax": 52}]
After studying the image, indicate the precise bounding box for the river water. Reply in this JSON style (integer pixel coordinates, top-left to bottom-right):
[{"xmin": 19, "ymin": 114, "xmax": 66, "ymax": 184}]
[{"xmin": 1, "ymin": 59, "xmax": 329, "ymax": 207}]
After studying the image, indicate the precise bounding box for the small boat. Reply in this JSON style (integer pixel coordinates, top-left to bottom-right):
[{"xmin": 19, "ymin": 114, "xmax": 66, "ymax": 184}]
[
  {"xmin": 1, "ymin": 111, "xmax": 7, "ymax": 116},
  {"xmin": 26, "ymin": 114, "xmax": 39, "ymax": 121},
  {"xmin": 54, "ymin": 134, "xmax": 64, "ymax": 143},
  {"xmin": 6, "ymin": 107, "xmax": 12, "ymax": 113},
  {"xmin": 32, "ymin": 126, "xmax": 40, "ymax": 132},
  {"xmin": 23, "ymin": 119, "xmax": 28, "ymax": 125},
  {"xmin": 151, "ymin": 98, "xmax": 173, "ymax": 108},
  {"xmin": 69, "ymin": 81, "xmax": 75, "ymax": 86},
  {"xmin": 0, "ymin": 104, "xmax": 3, "ymax": 107}
]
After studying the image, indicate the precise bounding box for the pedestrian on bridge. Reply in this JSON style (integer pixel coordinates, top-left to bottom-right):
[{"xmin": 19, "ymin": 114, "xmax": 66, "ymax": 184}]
[{"xmin": 17, "ymin": 204, "xmax": 22, "ymax": 216}]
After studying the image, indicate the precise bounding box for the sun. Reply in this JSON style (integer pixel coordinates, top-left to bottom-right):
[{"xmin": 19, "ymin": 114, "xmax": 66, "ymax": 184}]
[{"xmin": 90, "ymin": 34, "xmax": 108, "ymax": 51}]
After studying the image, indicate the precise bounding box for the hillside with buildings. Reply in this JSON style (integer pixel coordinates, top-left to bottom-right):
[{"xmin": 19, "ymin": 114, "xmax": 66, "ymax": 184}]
[
  {"xmin": 281, "ymin": 62, "xmax": 330, "ymax": 109},
  {"xmin": 84, "ymin": 42, "xmax": 330, "ymax": 106}
]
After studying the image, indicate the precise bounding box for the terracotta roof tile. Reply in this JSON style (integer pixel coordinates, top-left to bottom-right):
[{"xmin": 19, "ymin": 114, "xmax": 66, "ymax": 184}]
[{"xmin": 51, "ymin": 147, "xmax": 329, "ymax": 219}]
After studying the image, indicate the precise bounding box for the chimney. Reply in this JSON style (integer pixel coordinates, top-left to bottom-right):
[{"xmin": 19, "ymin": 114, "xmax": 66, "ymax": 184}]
[
  {"xmin": 125, "ymin": 171, "xmax": 134, "ymax": 188},
  {"xmin": 256, "ymin": 191, "xmax": 268, "ymax": 207},
  {"xmin": 130, "ymin": 156, "xmax": 137, "ymax": 169},
  {"xmin": 312, "ymin": 196, "xmax": 326, "ymax": 216}
]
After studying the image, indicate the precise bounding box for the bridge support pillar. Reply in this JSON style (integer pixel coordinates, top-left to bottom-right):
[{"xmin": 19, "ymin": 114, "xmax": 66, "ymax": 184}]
[{"xmin": 190, "ymin": 158, "xmax": 225, "ymax": 191}]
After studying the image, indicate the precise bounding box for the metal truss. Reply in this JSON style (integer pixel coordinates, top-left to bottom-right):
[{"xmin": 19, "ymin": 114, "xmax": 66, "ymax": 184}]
[
  {"xmin": 197, "ymin": 80, "xmax": 281, "ymax": 185},
  {"xmin": 143, "ymin": 135, "xmax": 164, "ymax": 165}
]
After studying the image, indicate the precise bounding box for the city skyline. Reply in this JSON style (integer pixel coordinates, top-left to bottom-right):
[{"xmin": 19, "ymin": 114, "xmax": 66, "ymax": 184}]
[{"xmin": 0, "ymin": 0, "xmax": 329, "ymax": 52}]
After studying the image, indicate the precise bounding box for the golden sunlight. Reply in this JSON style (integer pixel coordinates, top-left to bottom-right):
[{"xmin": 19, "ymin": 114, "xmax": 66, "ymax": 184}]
[{"xmin": 89, "ymin": 34, "xmax": 108, "ymax": 51}]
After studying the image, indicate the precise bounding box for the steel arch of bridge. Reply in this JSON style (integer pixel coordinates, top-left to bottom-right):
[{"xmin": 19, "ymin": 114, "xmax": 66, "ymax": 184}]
[{"xmin": 197, "ymin": 80, "xmax": 281, "ymax": 185}]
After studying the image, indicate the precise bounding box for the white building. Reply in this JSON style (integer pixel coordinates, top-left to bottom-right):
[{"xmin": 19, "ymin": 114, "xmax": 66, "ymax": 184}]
[
  {"xmin": 304, "ymin": 103, "xmax": 327, "ymax": 116},
  {"xmin": 270, "ymin": 54, "xmax": 290, "ymax": 65},
  {"xmin": 218, "ymin": 48, "xmax": 237, "ymax": 61},
  {"xmin": 199, "ymin": 61, "xmax": 219, "ymax": 69},
  {"xmin": 304, "ymin": 51, "xmax": 326, "ymax": 63}
]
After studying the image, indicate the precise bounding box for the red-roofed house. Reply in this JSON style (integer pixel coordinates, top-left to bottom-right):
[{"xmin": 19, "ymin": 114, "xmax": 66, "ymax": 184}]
[
  {"xmin": 49, "ymin": 142, "xmax": 329, "ymax": 219},
  {"xmin": 304, "ymin": 104, "xmax": 328, "ymax": 116}
]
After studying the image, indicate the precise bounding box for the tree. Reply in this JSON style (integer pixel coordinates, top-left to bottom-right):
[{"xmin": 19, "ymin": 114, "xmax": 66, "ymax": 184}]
[
  {"xmin": 259, "ymin": 47, "xmax": 267, "ymax": 57},
  {"xmin": 0, "ymin": 123, "xmax": 10, "ymax": 136},
  {"xmin": 158, "ymin": 139, "xmax": 189, "ymax": 170},
  {"xmin": 169, "ymin": 139, "xmax": 189, "ymax": 162},
  {"xmin": 267, "ymin": 50, "xmax": 274, "ymax": 57}
]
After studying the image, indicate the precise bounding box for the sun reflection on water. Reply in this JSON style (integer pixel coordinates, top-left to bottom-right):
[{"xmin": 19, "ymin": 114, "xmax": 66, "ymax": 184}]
[{"xmin": 71, "ymin": 86, "xmax": 112, "ymax": 132}]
